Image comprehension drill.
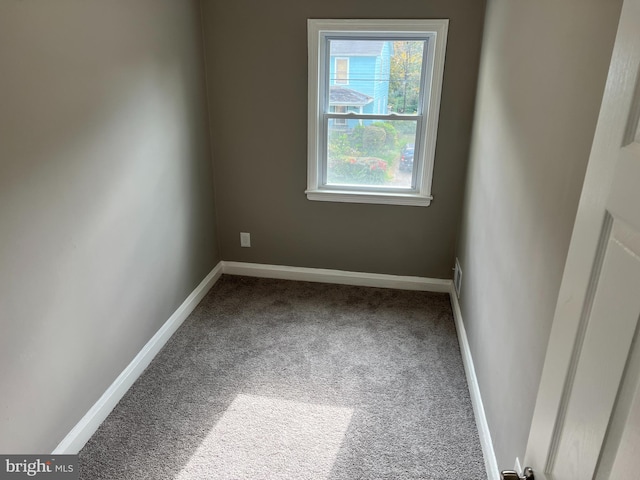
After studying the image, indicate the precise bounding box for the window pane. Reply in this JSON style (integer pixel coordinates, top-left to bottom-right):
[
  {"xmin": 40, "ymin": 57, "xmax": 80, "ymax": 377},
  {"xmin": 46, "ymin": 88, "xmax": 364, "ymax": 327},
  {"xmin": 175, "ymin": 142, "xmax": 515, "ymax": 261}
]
[
  {"xmin": 388, "ymin": 40, "xmax": 425, "ymax": 114},
  {"xmin": 328, "ymin": 39, "xmax": 425, "ymax": 115},
  {"xmin": 326, "ymin": 120, "xmax": 417, "ymax": 188}
]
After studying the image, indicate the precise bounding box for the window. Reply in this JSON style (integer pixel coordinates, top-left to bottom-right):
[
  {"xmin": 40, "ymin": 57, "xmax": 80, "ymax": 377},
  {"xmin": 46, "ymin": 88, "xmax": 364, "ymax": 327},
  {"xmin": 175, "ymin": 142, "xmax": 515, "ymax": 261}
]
[
  {"xmin": 334, "ymin": 58, "xmax": 349, "ymax": 85},
  {"xmin": 307, "ymin": 19, "xmax": 449, "ymax": 206}
]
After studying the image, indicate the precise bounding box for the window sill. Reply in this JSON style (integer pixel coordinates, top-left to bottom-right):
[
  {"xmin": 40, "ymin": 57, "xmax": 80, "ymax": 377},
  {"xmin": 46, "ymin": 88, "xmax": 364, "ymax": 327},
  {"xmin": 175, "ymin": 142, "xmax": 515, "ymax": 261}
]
[{"xmin": 305, "ymin": 189, "xmax": 432, "ymax": 207}]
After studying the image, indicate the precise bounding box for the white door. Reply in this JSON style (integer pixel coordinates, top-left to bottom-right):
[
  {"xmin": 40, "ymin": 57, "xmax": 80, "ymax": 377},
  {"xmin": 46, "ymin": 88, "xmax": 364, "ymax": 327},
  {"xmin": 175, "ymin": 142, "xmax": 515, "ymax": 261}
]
[{"xmin": 524, "ymin": 0, "xmax": 640, "ymax": 478}]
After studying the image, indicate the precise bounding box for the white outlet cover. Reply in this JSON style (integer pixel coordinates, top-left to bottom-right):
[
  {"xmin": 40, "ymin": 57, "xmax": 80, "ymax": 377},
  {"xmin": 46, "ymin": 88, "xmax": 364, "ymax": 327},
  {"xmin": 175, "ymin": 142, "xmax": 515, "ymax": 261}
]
[{"xmin": 240, "ymin": 232, "xmax": 251, "ymax": 247}]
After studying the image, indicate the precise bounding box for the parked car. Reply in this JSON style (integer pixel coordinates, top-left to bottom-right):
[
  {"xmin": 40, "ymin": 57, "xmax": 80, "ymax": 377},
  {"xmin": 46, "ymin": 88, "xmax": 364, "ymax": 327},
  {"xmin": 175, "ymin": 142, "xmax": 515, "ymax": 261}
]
[{"xmin": 399, "ymin": 143, "xmax": 415, "ymax": 171}]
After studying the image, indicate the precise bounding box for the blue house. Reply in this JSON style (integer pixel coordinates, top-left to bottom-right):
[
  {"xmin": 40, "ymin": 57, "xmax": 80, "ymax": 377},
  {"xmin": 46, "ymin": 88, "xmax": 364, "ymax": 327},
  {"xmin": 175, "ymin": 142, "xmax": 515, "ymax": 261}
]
[{"xmin": 328, "ymin": 40, "xmax": 392, "ymax": 129}]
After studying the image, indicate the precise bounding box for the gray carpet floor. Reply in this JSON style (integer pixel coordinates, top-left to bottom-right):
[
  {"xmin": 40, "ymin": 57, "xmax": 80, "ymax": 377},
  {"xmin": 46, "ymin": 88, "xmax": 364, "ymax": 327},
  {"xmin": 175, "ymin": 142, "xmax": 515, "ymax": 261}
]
[{"xmin": 79, "ymin": 275, "xmax": 486, "ymax": 479}]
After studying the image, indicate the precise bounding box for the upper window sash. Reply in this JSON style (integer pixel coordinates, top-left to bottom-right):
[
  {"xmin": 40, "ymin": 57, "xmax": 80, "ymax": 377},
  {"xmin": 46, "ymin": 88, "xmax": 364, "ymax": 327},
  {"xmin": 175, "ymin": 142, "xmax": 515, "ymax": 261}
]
[{"xmin": 321, "ymin": 33, "xmax": 431, "ymax": 116}]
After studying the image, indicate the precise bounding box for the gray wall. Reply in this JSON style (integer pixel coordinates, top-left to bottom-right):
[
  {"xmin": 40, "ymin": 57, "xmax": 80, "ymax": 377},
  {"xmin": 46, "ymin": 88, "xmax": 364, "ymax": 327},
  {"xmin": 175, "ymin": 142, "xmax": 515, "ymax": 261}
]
[
  {"xmin": 0, "ymin": 0, "xmax": 218, "ymax": 453},
  {"xmin": 201, "ymin": 0, "xmax": 486, "ymax": 278},
  {"xmin": 456, "ymin": 0, "xmax": 621, "ymax": 469}
]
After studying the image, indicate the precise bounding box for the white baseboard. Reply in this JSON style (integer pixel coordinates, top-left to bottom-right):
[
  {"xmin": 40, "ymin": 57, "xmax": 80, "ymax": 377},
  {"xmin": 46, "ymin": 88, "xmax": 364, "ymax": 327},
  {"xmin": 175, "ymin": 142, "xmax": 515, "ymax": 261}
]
[
  {"xmin": 221, "ymin": 261, "xmax": 452, "ymax": 292},
  {"xmin": 449, "ymin": 287, "xmax": 499, "ymax": 480},
  {"xmin": 52, "ymin": 262, "xmax": 224, "ymax": 454}
]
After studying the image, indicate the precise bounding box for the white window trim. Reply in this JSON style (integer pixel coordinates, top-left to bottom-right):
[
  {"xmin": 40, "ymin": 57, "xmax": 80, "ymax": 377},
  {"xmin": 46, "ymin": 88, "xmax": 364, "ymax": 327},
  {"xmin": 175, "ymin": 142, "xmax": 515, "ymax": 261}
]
[{"xmin": 306, "ymin": 19, "xmax": 449, "ymax": 207}]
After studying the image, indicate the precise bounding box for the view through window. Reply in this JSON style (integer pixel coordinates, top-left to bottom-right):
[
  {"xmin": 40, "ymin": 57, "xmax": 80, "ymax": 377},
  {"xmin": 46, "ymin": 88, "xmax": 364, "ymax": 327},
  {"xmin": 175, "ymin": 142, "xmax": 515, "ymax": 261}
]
[{"xmin": 327, "ymin": 39, "xmax": 424, "ymax": 189}]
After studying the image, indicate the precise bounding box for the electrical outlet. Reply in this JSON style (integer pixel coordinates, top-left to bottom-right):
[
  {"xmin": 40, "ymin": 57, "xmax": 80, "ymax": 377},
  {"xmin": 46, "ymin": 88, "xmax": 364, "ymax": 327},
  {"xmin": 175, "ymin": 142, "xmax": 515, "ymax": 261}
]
[
  {"xmin": 454, "ymin": 258, "xmax": 462, "ymax": 297},
  {"xmin": 240, "ymin": 232, "xmax": 251, "ymax": 247}
]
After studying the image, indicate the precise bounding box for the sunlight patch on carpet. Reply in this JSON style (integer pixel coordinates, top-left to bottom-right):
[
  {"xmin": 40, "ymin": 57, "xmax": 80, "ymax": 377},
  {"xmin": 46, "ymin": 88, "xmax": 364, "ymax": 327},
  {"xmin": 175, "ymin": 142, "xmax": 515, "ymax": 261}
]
[{"xmin": 174, "ymin": 394, "xmax": 353, "ymax": 480}]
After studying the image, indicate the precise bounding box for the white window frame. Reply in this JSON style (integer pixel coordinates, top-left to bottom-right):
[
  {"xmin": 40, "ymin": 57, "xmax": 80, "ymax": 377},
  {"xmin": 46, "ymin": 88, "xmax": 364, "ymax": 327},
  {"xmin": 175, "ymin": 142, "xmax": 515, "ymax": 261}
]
[{"xmin": 306, "ymin": 19, "xmax": 449, "ymax": 207}]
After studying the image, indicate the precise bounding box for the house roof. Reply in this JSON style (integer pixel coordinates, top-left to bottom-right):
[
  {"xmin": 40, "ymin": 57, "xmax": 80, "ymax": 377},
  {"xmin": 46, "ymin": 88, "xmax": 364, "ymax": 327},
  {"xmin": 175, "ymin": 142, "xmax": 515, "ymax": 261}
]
[
  {"xmin": 330, "ymin": 40, "xmax": 386, "ymax": 57},
  {"xmin": 329, "ymin": 86, "xmax": 373, "ymax": 106}
]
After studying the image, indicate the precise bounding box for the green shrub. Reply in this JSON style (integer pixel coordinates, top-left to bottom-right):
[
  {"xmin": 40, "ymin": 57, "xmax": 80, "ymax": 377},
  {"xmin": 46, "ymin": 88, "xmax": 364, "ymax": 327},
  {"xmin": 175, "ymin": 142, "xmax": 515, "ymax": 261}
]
[
  {"xmin": 362, "ymin": 126, "xmax": 386, "ymax": 156},
  {"xmin": 327, "ymin": 122, "xmax": 403, "ymax": 174},
  {"xmin": 328, "ymin": 133, "xmax": 356, "ymax": 158},
  {"xmin": 327, "ymin": 156, "xmax": 388, "ymax": 185},
  {"xmin": 371, "ymin": 121, "xmax": 398, "ymax": 148},
  {"xmin": 348, "ymin": 125, "xmax": 365, "ymax": 152}
]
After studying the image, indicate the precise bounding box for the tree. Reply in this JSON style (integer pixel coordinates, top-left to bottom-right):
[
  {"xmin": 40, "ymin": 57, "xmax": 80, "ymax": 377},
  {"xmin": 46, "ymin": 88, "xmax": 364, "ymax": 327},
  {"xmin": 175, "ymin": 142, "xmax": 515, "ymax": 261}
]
[{"xmin": 389, "ymin": 41, "xmax": 424, "ymax": 114}]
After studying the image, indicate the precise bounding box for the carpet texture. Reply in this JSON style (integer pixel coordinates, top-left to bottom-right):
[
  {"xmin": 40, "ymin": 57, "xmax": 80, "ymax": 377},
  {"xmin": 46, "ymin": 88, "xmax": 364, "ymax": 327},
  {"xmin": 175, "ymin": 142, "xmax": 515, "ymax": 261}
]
[{"xmin": 79, "ymin": 276, "xmax": 486, "ymax": 479}]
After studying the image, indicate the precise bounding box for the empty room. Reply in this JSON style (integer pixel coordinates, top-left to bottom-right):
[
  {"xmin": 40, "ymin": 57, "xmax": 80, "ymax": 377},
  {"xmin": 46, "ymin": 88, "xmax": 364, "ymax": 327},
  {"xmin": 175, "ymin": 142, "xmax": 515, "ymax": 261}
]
[{"xmin": 2, "ymin": 0, "xmax": 639, "ymax": 479}]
